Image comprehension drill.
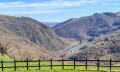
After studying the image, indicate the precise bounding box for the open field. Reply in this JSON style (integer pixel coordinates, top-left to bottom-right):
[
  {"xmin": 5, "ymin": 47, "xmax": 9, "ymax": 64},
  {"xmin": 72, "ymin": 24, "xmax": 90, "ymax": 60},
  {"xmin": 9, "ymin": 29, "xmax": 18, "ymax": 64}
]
[{"xmin": 0, "ymin": 55, "xmax": 119, "ymax": 72}]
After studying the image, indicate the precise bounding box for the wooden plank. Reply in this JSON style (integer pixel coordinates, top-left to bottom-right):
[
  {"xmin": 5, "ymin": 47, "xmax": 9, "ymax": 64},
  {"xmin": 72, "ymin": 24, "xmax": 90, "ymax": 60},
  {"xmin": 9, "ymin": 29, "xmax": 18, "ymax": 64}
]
[
  {"xmin": 14, "ymin": 60, "xmax": 16, "ymax": 71},
  {"xmin": 97, "ymin": 58, "xmax": 99, "ymax": 71},
  {"xmin": 39, "ymin": 59, "xmax": 40, "ymax": 70},
  {"xmin": 86, "ymin": 58, "xmax": 87, "ymax": 70},
  {"xmin": 74, "ymin": 58, "xmax": 75, "ymax": 69},
  {"xmin": 27, "ymin": 58, "xmax": 28, "ymax": 70},
  {"xmin": 51, "ymin": 59, "xmax": 52, "ymax": 70},
  {"xmin": 110, "ymin": 59, "xmax": 111, "ymax": 71},
  {"xmin": 1, "ymin": 60, "xmax": 3, "ymax": 71},
  {"xmin": 62, "ymin": 59, "xmax": 64, "ymax": 69}
]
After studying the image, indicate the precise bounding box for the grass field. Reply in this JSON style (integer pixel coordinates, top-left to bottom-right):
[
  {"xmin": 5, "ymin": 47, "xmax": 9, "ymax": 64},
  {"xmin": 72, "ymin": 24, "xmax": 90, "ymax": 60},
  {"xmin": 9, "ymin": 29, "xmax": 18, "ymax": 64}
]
[{"xmin": 0, "ymin": 55, "xmax": 118, "ymax": 72}]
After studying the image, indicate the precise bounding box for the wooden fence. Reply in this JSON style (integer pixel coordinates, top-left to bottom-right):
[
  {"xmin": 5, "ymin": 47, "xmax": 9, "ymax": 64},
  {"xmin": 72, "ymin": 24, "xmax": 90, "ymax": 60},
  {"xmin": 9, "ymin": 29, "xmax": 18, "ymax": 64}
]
[{"xmin": 0, "ymin": 58, "xmax": 120, "ymax": 71}]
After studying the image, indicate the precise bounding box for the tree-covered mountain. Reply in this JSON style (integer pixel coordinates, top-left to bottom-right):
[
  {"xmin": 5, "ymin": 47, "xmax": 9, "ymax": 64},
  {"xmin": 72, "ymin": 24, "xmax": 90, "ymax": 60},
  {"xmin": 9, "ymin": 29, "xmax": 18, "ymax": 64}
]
[
  {"xmin": 42, "ymin": 22, "xmax": 59, "ymax": 27},
  {"xmin": 69, "ymin": 30, "xmax": 120, "ymax": 60},
  {"xmin": 0, "ymin": 25, "xmax": 56, "ymax": 60},
  {"xmin": 0, "ymin": 15, "xmax": 70, "ymax": 51},
  {"xmin": 52, "ymin": 18, "xmax": 80, "ymax": 30},
  {"xmin": 54, "ymin": 12, "xmax": 120, "ymax": 43}
]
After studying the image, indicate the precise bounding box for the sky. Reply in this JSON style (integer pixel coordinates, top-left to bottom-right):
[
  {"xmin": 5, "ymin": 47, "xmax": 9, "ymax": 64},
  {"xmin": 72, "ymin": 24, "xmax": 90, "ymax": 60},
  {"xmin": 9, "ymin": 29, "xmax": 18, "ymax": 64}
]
[{"xmin": 0, "ymin": 0, "xmax": 120, "ymax": 22}]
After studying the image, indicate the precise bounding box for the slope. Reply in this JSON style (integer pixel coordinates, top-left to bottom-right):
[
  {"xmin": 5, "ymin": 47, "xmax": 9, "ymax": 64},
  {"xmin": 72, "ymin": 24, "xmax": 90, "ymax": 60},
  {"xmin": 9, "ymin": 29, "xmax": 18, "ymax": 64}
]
[
  {"xmin": 69, "ymin": 29, "xmax": 120, "ymax": 60},
  {"xmin": 0, "ymin": 15, "xmax": 69, "ymax": 51},
  {"xmin": 54, "ymin": 12, "xmax": 120, "ymax": 43},
  {"xmin": 52, "ymin": 18, "xmax": 80, "ymax": 30},
  {"xmin": 0, "ymin": 25, "xmax": 56, "ymax": 60},
  {"xmin": 116, "ymin": 12, "xmax": 120, "ymax": 16}
]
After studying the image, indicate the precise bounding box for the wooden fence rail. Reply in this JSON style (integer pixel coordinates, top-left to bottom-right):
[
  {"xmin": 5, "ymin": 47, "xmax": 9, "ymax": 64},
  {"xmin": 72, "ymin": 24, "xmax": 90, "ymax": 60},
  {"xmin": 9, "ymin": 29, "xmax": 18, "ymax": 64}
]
[{"xmin": 0, "ymin": 58, "xmax": 120, "ymax": 71}]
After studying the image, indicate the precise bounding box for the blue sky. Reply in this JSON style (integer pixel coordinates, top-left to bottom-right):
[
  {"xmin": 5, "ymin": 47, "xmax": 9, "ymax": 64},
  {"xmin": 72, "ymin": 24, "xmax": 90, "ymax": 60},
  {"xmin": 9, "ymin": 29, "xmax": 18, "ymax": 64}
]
[{"xmin": 0, "ymin": 0, "xmax": 120, "ymax": 22}]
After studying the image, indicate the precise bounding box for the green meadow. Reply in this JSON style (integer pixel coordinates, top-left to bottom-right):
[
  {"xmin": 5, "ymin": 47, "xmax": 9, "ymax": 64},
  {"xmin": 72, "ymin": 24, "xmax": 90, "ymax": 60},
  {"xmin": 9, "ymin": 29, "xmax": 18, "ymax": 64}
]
[{"xmin": 0, "ymin": 55, "xmax": 119, "ymax": 72}]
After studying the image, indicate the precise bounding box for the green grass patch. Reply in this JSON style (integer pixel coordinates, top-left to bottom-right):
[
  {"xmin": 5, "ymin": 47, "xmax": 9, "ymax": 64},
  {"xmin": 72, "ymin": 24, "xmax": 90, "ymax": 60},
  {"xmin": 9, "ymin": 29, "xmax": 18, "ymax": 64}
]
[
  {"xmin": 69, "ymin": 50, "xmax": 82, "ymax": 56},
  {"xmin": 0, "ymin": 14, "xmax": 21, "ymax": 18},
  {"xmin": 92, "ymin": 41, "xmax": 105, "ymax": 47},
  {"xmin": 0, "ymin": 55, "xmax": 119, "ymax": 72},
  {"xmin": 116, "ymin": 12, "xmax": 120, "ymax": 16}
]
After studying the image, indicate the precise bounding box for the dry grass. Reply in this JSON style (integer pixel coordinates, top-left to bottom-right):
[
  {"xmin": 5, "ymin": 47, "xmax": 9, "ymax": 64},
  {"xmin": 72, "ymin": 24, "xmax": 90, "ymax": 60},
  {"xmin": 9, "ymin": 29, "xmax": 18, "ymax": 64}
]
[{"xmin": 0, "ymin": 25, "xmax": 57, "ymax": 60}]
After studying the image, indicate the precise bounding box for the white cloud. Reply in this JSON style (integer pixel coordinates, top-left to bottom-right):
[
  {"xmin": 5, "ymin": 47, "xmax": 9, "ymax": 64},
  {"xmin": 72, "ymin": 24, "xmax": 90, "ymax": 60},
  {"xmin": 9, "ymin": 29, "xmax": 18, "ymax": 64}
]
[
  {"xmin": 0, "ymin": 0, "xmax": 98, "ymax": 8},
  {"xmin": 8, "ymin": 2, "xmax": 23, "ymax": 5},
  {"xmin": 0, "ymin": 0, "xmax": 119, "ymax": 8},
  {"xmin": 0, "ymin": 0, "xmax": 98, "ymax": 14},
  {"xmin": 0, "ymin": 0, "xmax": 119, "ymax": 14},
  {"xmin": 102, "ymin": 2, "xmax": 119, "ymax": 5},
  {"xmin": 0, "ymin": 10, "xmax": 62, "ymax": 14}
]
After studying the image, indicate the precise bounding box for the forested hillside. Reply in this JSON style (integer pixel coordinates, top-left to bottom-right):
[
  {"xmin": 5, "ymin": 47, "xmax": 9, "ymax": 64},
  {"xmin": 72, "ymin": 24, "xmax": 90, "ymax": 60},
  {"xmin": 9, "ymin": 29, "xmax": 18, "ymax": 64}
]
[
  {"xmin": 54, "ymin": 12, "xmax": 120, "ymax": 43},
  {"xmin": 0, "ymin": 26, "xmax": 56, "ymax": 60},
  {"xmin": 69, "ymin": 30, "xmax": 120, "ymax": 60},
  {"xmin": 0, "ymin": 15, "xmax": 70, "ymax": 51}
]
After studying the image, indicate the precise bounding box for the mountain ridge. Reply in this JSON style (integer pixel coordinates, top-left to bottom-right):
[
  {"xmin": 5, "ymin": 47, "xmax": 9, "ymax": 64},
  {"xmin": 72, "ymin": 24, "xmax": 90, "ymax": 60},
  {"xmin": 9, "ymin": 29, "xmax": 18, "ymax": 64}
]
[
  {"xmin": 0, "ymin": 25, "xmax": 56, "ymax": 60},
  {"xmin": 0, "ymin": 15, "xmax": 70, "ymax": 51},
  {"xmin": 52, "ymin": 18, "xmax": 80, "ymax": 30},
  {"xmin": 69, "ymin": 30, "xmax": 120, "ymax": 60},
  {"xmin": 54, "ymin": 12, "xmax": 120, "ymax": 43},
  {"xmin": 42, "ymin": 22, "xmax": 60, "ymax": 27}
]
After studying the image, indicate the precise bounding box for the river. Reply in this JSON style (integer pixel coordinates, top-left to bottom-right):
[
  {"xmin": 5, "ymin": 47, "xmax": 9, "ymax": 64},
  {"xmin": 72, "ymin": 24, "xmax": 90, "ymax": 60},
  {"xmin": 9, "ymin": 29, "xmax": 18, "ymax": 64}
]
[{"xmin": 68, "ymin": 43, "xmax": 86, "ymax": 52}]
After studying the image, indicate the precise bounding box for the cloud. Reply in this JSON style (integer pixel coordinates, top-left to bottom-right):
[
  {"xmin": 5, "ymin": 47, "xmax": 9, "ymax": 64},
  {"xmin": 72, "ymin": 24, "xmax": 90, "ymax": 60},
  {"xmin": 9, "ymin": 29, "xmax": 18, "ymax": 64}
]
[
  {"xmin": 102, "ymin": 2, "xmax": 119, "ymax": 5},
  {"xmin": 0, "ymin": 10, "xmax": 62, "ymax": 14},
  {"xmin": 100, "ymin": 0, "xmax": 120, "ymax": 5},
  {"xmin": 0, "ymin": 0, "xmax": 119, "ymax": 14},
  {"xmin": 0, "ymin": 0, "xmax": 98, "ymax": 8},
  {"xmin": 0, "ymin": 0, "xmax": 119, "ymax": 8},
  {"xmin": 0, "ymin": 0, "xmax": 98, "ymax": 14}
]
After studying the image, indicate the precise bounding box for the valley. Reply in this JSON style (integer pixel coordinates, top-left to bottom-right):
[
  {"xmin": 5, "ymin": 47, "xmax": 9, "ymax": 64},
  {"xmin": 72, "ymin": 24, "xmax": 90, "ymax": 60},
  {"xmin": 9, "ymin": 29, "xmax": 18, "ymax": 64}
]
[
  {"xmin": 0, "ymin": 12, "xmax": 120, "ymax": 64},
  {"xmin": 52, "ymin": 12, "xmax": 120, "ymax": 61},
  {"xmin": 1, "ymin": 0, "xmax": 120, "ymax": 72}
]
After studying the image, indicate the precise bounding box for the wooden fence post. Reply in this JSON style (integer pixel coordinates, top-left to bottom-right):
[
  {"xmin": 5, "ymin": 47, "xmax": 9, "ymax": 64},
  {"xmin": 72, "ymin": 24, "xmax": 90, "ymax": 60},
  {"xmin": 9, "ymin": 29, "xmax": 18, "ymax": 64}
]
[
  {"xmin": 51, "ymin": 59, "xmax": 52, "ymax": 70},
  {"xmin": 39, "ymin": 59, "xmax": 40, "ymax": 70},
  {"xmin": 14, "ymin": 59, "xmax": 16, "ymax": 71},
  {"xmin": 0, "ymin": 59, "xmax": 116, "ymax": 71},
  {"xmin": 27, "ymin": 58, "xmax": 28, "ymax": 70},
  {"xmin": 110, "ymin": 59, "xmax": 111, "ymax": 71},
  {"xmin": 74, "ymin": 58, "xmax": 75, "ymax": 70},
  {"xmin": 97, "ymin": 58, "xmax": 99, "ymax": 71},
  {"xmin": 1, "ymin": 60, "xmax": 3, "ymax": 71},
  {"xmin": 86, "ymin": 58, "xmax": 87, "ymax": 70},
  {"xmin": 62, "ymin": 59, "xmax": 64, "ymax": 69}
]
